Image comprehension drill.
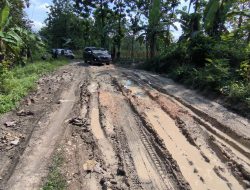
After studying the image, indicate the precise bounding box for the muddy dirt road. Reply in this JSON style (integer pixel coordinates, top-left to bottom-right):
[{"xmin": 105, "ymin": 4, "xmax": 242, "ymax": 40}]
[{"xmin": 0, "ymin": 62, "xmax": 249, "ymax": 190}]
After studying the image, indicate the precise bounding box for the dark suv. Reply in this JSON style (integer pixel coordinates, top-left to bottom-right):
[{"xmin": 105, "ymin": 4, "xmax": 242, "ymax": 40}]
[{"xmin": 83, "ymin": 47, "xmax": 112, "ymax": 65}]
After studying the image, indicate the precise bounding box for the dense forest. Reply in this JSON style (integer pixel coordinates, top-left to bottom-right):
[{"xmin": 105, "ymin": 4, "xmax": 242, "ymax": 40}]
[{"xmin": 0, "ymin": 0, "xmax": 250, "ymax": 113}]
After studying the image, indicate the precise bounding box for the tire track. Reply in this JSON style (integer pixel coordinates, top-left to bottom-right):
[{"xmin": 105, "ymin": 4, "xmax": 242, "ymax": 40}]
[
  {"xmin": 121, "ymin": 70, "xmax": 250, "ymax": 188},
  {"xmin": 124, "ymin": 69, "xmax": 250, "ymax": 149},
  {"xmin": 95, "ymin": 70, "xmax": 186, "ymax": 190},
  {"xmin": 113, "ymin": 74, "xmax": 244, "ymax": 190}
]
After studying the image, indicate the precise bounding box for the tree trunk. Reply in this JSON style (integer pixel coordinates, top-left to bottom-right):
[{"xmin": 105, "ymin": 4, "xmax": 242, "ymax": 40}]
[
  {"xmin": 238, "ymin": 4, "xmax": 244, "ymax": 29},
  {"xmin": 100, "ymin": 0, "xmax": 105, "ymax": 48},
  {"xmin": 116, "ymin": 0, "xmax": 122, "ymax": 60},
  {"xmin": 146, "ymin": 40, "xmax": 149, "ymax": 60},
  {"xmin": 194, "ymin": 0, "xmax": 199, "ymax": 13},
  {"xmin": 117, "ymin": 40, "xmax": 121, "ymax": 60},
  {"xmin": 149, "ymin": 33, "xmax": 156, "ymax": 59},
  {"xmin": 131, "ymin": 35, "xmax": 134, "ymax": 59},
  {"xmin": 27, "ymin": 47, "xmax": 33, "ymax": 63},
  {"xmin": 214, "ymin": 0, "xmax": 224, "ymax": 37},
  {"xmin": 188, "ymin": 0, "xmax": 192, "ymax": 13},
  {"xmin": 112, "ymin": 43, "xmax": 116, "ymax": 60}
]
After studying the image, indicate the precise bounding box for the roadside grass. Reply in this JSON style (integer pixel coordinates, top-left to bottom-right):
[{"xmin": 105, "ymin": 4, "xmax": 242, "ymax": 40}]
[
  {"xmin": 0, "ymin": 59, "xmax": 68, "ymax": 114},
  {"xmin": 42, "ymin": 151, "xmax": 67, "ymax": 190}
]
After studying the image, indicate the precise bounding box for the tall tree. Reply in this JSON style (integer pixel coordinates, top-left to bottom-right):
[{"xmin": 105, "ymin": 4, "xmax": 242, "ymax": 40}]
[
  {"xmin": 75, "ymin": 0, "xmax": 112, "ymax": 48},
  {"xmin": 148, "ymin": 0, "xmax": 161, "ymax": 58},
  {"xmin": 227, "ymin": 0, "xmax": 250, "ymax": 41},
  {"xmin": 129, "ymin": 13, "xmax": 141, "ymax": 59},
  {"xmin": 41, "ymin": 0, "xmax": 87, "ymax": 49},
  {"xmin": 113, "ymin": 0, "xmax": 126, "ymax": 59}
]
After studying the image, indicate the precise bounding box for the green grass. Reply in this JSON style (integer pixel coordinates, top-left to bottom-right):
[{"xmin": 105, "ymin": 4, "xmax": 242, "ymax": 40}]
[
  {"xmin": 42, "ymin": 152, "xmax": 67, "ymax": 190},
  {"xmin": 0, "ymin": 59, "xmax": 68, "ymax": 114}
]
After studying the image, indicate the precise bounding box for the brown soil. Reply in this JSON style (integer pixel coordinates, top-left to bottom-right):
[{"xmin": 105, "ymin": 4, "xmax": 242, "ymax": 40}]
[{"xmin": 0, "ymin": 62, "xmax": 249, "ymax": 190}]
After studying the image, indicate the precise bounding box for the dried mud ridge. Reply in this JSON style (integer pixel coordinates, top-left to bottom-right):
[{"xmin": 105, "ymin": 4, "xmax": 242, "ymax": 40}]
[{"xmin": 0, "ymin": 62, "xmax": 249, "ymax": 190}]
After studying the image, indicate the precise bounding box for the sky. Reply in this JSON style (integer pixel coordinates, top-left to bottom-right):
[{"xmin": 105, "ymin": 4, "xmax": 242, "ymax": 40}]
[
  {"xmin": 25, "ymin": 0, "xmax": 51, "ymax": 31},
  {"xmin": 25, "ymin": 0, "xmax": 190, "ymax": 38}
]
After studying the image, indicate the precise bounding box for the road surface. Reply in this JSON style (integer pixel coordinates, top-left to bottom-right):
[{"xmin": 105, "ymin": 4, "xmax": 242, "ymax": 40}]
[{"xmin": 0, "ymin": 62, "xmax": 249, "ymax": 190}]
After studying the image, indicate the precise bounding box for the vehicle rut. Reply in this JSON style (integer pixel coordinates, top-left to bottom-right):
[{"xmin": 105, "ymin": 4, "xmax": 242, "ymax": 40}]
[{"xmin": 1, "ymin": 63, "xmax": 249, "ymax": 190}]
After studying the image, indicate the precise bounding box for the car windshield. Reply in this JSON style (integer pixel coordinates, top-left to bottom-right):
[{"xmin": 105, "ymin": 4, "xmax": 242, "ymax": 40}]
[{"xmin": 92, "ymin": 49, "xmax": 105, "ymax": 54}]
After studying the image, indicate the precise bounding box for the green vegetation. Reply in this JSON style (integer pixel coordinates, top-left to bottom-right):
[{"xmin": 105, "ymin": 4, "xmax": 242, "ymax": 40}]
[
  {"xmin": 42, "ymin": 151, "xmax": 67, "ymax": 190},
  {"xmin": 0, "ymin": 59, "xmax": 68, "ymax": 114},
  {"xmin": 0, "ymin": 0, "xmax": 69, "ymax": 114},
  {"xmin": 139, "ymin": 35, "xmax": 250, "ymax": 114},
  {"xmin": 135, "ymin": 0, "xmax": 250, "ymax": 114},
  {"xmin": 0, "ymin": 0, "xmax": 45, "ymax": 66}
]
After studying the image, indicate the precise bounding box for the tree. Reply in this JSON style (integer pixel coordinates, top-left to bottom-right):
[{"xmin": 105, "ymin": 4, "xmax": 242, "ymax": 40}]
[
  {"xmin": 129, "ymin": 13, "xmax": 141, "ymax": 59},
  {"xmin": 41, "ymin": 0, "xmax": 87, "ymax": 49},
  {"xmin": 112, "ymin": 0, "xmax": 126, "ymax": 59},
  {"xmin": 148, "ymin": 0, "xmax": 161, "ymax": 58},
  {"xmin": 75, "ymin": 0, "xmax": 112, "ymax": 48},
  {"xmin": 227, "ymin": 0, "xmax": 250, "ymax": 42},
  {"xmin": 178, "ymin": 0, "xmax": 205, "ymax": 39},
  {"xmin": 204, "ymin": 0, "xmax": 233, "ymax": 37}
]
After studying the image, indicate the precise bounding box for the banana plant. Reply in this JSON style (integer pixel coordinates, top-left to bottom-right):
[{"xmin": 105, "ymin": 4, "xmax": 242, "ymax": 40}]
[
  {"xmin": 0, "ymin": 0, "xmax": 24, "ymax": 63},
  {"xmin": 0, "ymin": 0, "xmax": 11, "ymax": 62},
  {"xmin": 0, "ymin": 0, "xmax": 10, "ymax": 32},
  {"xmin": 203, "ymin": 0, "xmax": 249, "ymax": 37},
  {"xmin": 0, "ymin": 0, "xmax": 44, "ymax": 65}
]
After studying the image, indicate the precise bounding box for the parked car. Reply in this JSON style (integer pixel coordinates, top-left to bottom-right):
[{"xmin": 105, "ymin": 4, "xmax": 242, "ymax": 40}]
[
  {"xmin": 64, "ymin": 49, "xmax": 75, "ymax": 59},
  {"xmin": 52, "ymin": 48, "xmax": 64, "ymax": 55},
  {"xmin": 83, "ymin": 47, "xmax": 112, "ymax": 65},
  {"xmin": 52, "ymin": 48, "xmax": 74, "ymax": 59}
]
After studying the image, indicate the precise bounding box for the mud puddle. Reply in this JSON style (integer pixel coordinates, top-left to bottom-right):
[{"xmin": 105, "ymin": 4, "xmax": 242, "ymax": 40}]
[{"xmin": 117, "ymin": 76, "xmax": 244, "ymax": 190}]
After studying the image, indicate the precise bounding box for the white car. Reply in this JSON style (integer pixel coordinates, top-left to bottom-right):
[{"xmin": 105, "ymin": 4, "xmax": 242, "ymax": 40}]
[
  {"xmin": 64, "ymin": 49, "xmax": 75, "ymax": 59},
  {"xmin": 52, "ymin": 49, "xmax": 75, "ymax": 59}
]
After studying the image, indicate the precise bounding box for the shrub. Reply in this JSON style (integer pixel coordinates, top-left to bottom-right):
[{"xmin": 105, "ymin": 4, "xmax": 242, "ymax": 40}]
[{"xmin": 188, "ymin": 35, "xmax": 214, "ymax": 67}]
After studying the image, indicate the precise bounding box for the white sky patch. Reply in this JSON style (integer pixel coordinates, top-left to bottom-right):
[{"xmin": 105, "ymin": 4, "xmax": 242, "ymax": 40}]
[
  {"xmin": 37, "ymin": 3, "xmax": 50, "ymax": 12},
  {"xmin": 171, "ymin": 0, "xmax": 192, "ymax": 40},
  {"xmin": 29, "ymin": 0, "xmax": 43, "ymax": 6},
  {"xmin": 171, "ymin": 22, "xmax": 182, "ymax": 41},
  {"xmin": 25, "ymin": 0, "xmax": 51, "ymax": 32},
  {"xmin": 31, "ymin": 20, "xmax": 45, "ymax": 32}
]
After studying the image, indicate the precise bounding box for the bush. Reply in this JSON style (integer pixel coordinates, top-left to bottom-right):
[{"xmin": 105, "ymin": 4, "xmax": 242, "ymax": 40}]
[
  {"xmin": 227, "ymin": 82, "xmax": 250, "ymax": 102},
  {"xmin": 188, "ymin": 35, "xmax": 214, "ymax": 67},
  {"xmin": 168, "ymin": 64, "xmax": 193, "ymax": 82},
  {"xmin": 137, "ymin": 33, "xmax": 250, "ymax": 113},
  {"xmin": 159, "ymin": 42, "xmax": 189, "ymax": 72}
]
